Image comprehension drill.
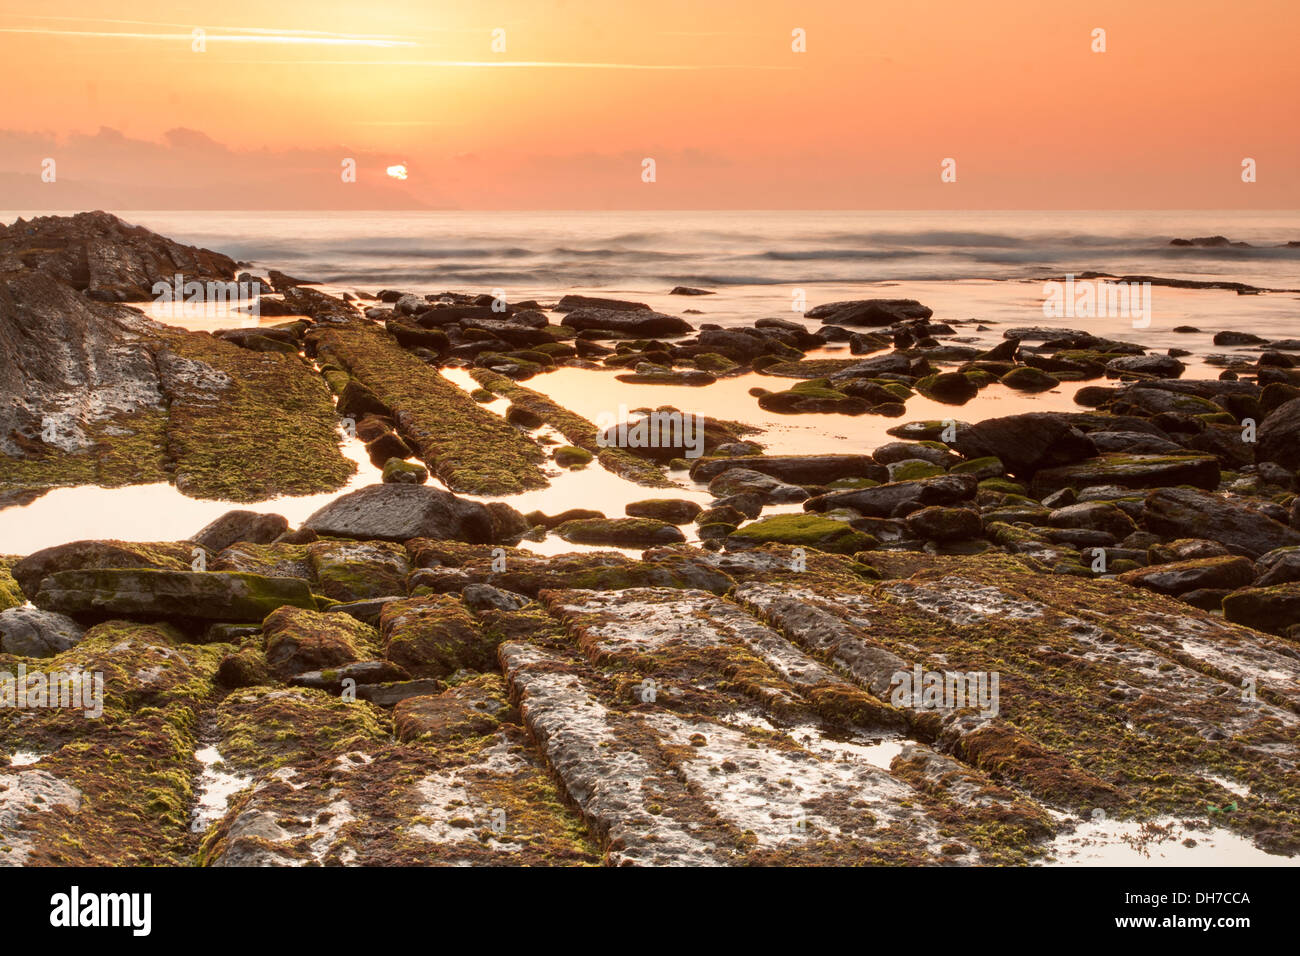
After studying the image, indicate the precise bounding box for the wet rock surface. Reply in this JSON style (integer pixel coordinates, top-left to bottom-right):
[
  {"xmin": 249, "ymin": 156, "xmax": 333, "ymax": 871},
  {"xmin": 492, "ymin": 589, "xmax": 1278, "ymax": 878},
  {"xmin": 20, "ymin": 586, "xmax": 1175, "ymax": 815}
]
[
  {"xmin": 0, "ymin": 534, "xmax": 1295, "ymax": 866},
  {"xmin": 5, "ymin": 214, "xmax": 1300, "ymax": 866}
]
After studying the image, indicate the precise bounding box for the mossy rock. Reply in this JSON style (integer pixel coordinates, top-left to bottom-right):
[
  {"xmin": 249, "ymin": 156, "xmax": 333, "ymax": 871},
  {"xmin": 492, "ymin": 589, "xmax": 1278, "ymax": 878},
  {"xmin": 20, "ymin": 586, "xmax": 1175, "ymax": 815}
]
[
  {"xmin": 380, "ymin": 594, "xmax": 495, "ymax": 678},
  {"xmin": 555, "ymin": 518, "xmax": 687, "ymax": 548},
  {"xmin": 950, "ymin": 456, "xmax": 1005, "ymax": 480},
  {"xmin": 726, "ymin": 514, "xmax": 874, "ymax": 555},
  {"xmin": 382, "ymin": 457, "xmax": 429, "ymax": 484},
  {"xmin": 1000, "ymin": 366, "xmax": 1059, "ymax": 392},
  {"xmin": 890, "ymin": 460, "xmax": 945, "ymax": 481},
  {"xmin": 263, "ymin": 604, "xmax": 379, "ymax": 677},
  {"xmin": 554, "ymin": 446, "xmax": 594, "ymax": 468}
]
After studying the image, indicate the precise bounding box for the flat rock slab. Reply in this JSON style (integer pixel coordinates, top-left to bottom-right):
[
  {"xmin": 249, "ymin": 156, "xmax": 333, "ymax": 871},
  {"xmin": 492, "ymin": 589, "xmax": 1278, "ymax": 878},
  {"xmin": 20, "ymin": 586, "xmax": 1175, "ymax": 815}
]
[{"xmin": 33, "ymin": 568, "xmax": 317, "ymax": 621}]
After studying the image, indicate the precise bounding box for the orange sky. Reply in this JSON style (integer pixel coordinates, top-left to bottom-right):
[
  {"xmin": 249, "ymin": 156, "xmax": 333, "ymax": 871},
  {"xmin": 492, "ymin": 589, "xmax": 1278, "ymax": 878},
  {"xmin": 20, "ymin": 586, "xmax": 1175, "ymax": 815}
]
[{"xmin": 1, "ymin": 0, "xmax": 1297, "ymax": 208}]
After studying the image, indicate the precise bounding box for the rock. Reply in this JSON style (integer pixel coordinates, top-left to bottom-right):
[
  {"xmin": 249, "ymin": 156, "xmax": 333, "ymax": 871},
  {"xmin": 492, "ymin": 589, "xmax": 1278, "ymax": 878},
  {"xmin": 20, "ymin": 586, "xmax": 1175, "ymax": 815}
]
[
  {"xmin": 308, "ymin": 540, "xmax": 409, "ymax": 602},
  {"xmin": 887, "ymin": 459, "xmax": 945, "ymax": 482},
  {"xmin": 905, "ymin": 507, "xmax": 982, "ymax": 542},
  {"xmin": 302, "ymin": 484, "xmax": 494, "ymax": 544},
  {"xmin": 380, "ymin": 595, "xmax": 494, "ymax": 678},
  {"xmin": 0, "ymin": 607, "xmax": 86, "ymax": 657},
  {"xmin": 555, "ymin": 518, "xmax": 687, "ymax": 548},
  {"xmin": 365, "ymin": 432, "xmax": 413, "ymax": 467},
  {"xmin": 485, "ymin": 502, "xmax": 531, "ymax": 544},
  {"xmin": 1106, "ymin": 354, "xmax": 1186, "ymax": 378},
  {"xmin": 690, "ymin": 454, "xmax": 885, "ymax": 485},
  {"xmin": 1000, "ymin": 367, "xmax": 1059, "ymax": 392},
  {"xmin": 33, "ymin": 569, "xmax": 317, "ymax": 621},
  {"xmin": 1032, "ymin": 455, "xmax": 1220, "ymax": 497},
  {"xmin": 523, "ymin": 508, "xmax": 605, "ymax": 530},
  {"xmin": 554, "ymin": 446, "xmax": 594, "ymax": 468},
  {"xmin": 625, "ymin": 498, "xmax": 703, "ymax": 525},
  {"xmin": 669, "ymin": 286, "xmax": 714, "ymax": 296},
  {"xmin": 873, "ymin": 442, "xmax": 959, "ymax": 468},
  {"xmin": 461, "ymin": 583, "xmax": 529, "ymax": 613},
  {"xmin": 1254, "ymin": 549, "xmax": 1300, "ymax": 586},
  {"xmin": 291, "ymin": 659, "xmax": 410, "ymax": 691},
  {"xmin": 806, "ymin": 474, "xmax": 978, "ymax": 518},
  {"xmin": 917, "ymin": 372, "xmax": 979, "ymax": 404},
  {"xmin": 1222, "ymin": 584, "xmax": 1300, "ymax": 635},
  {"xmin": 1149, "ymin": 538, "xmax": 1232, "ymax": 563},
  {"xmin": 1256, "ymin": 398, "xmax": 1300, "ymax": 472},
  {"xmin": 1047, "ymin": 502, "xmax": 1137, "ymax": 539},
  {"xmin": 392, "ymin": 675, "xmax": 511, "ymax": 741},
  {"xmin": 1213, "ymin": 331, "xmax": 1267, "ymax": 346},
  {"xmin": 382, "ymin": 457, "xmax": 429, "ymax": 484},
  {"xmin": 1144, "ymin": 487, "xmax": 1300, "ymax": 559},
  {"xmin": 706, "ymin": 468, "xmax": 808, "ymax": 502},
  {"xmin": 11, "ymin": 540, "xmax": 198, "ymax": 599},
  {"xmin": 263, "ymin": 606, "xmax": 377, "ymax": 677},
  {"xmin": 1085, "ymin": 431, "xmax": 1185, "ymax": 455},
  {"xmin": 560, "ymin": 308, "xmax": 693, "ymax": 336},
  {"xmin": 952, "ymin": 413, "xmax": 1097, "ymax": 477},
  {"xmin": 710, "ymin": 493, "xmax": 765, "ymax": 519},
  {"xmin": 726, "ymin": 515, "xmax": 874, "ymax": 554},
  {"xmin": 190, "ymin": 511, "xmax": 290, "ymax": 551},
  {"xmin": 356, "ymin": 678, "xmax": 446, "ymax": 707},
  {"xmin": 554, "ymin": 294, "xmax": 651, "ymax": 312},
  {"xmin": 0, "ymin": 211, "xmax": 237, "ymax": 300},
  {"xmin": 1117, "ymin": 556, "xmax": 1255, "ymax": 596},
  {"xmin": 806, "ymin": 299, "xmax": 933, "ymax": 326}
]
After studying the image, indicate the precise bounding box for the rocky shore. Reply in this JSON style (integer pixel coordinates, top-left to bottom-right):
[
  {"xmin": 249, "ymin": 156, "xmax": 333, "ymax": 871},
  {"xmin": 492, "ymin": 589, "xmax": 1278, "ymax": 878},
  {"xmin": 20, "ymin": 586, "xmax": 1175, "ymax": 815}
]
[{"xmin": 1, "ymin": 213, "xmax": 1298, "ymax": 865}]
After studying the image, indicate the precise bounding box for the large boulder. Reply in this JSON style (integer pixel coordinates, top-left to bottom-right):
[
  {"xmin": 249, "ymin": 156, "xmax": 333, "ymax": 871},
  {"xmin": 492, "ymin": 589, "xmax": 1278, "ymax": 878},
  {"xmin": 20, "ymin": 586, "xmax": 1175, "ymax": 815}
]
[
  {"xmin": 951, "ymin": 412, "xmax": 1096, "ymax": 477},
  {"xmin": 1143, "ymin": 487, "xmax": 1300, "ymax": 559},
  {"xmin": 302, "ymin": 484, "xmax": 494, "ymax": 544}
]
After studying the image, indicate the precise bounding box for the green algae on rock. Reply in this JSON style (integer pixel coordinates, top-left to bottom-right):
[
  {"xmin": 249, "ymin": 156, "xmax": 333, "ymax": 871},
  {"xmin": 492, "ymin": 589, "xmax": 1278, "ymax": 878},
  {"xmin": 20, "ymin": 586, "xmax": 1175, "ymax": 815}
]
[
  {"xmin": 726, "ymin": 514, "xmax": 875, "ymax": 555},
  {"xmin": 316, "ymin": 326, "xmax": 548, "ymax": 495},
  {"xmin": 33, "ymin": 568, "xmax": 319, "ymax": 622}
]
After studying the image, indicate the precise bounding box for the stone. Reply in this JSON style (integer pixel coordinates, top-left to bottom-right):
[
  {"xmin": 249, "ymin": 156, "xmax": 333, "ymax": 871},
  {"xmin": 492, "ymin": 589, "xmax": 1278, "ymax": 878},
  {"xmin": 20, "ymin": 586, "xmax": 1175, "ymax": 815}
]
[
  {"xmin": 1117, "ymin": 556, "xmax": 1255, "ymax": 596},
  {"xmin": 0, "ymin": 607, "xmax": 86, "ymax": 657},
  {"xmin": 554, "ymin": 518, "xmax": 687, "ymax": 548},
  {"xmin": 33, "ymin": 568, "xmax": 317, "ymax": 621},
  {"xmin": 1144, "ymin": 487, "xmax": 1300, "ymax": 559},
  {"xmin": 951, "ymin": 413, "xmax": 1097, "ymax": 477},
  {"xmin": 190, "ymin": 511, "xmax": 290, "ymax": 551},
  {"xmin": 302, "ymin": 484, "xmax": 494, "ymax": 544},
  {"xmin": 380, "ymin": 595, "xmax": 494, "ymax": 678},
  {"xmin": 625, "ymin": 498, "xmax": 703, "ymax": 525},
  {"xmin": 263, "ymin": 606, "xmax": 378, "ymax": 677}
]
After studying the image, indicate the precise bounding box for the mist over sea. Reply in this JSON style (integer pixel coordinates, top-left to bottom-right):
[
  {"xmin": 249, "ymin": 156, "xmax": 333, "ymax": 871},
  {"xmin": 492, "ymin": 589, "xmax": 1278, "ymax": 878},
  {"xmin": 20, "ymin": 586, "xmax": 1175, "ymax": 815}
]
[{"xmin": 29, "ymin": 209, "xmax": 1297, "ymax": 293}]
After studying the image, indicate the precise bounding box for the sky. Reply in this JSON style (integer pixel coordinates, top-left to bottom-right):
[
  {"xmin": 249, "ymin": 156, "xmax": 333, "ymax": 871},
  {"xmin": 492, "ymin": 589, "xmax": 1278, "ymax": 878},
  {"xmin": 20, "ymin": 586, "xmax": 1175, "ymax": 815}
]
[{"xmin": 0, "ymin": 0, "xmax": 1297, "ymax": 209}]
